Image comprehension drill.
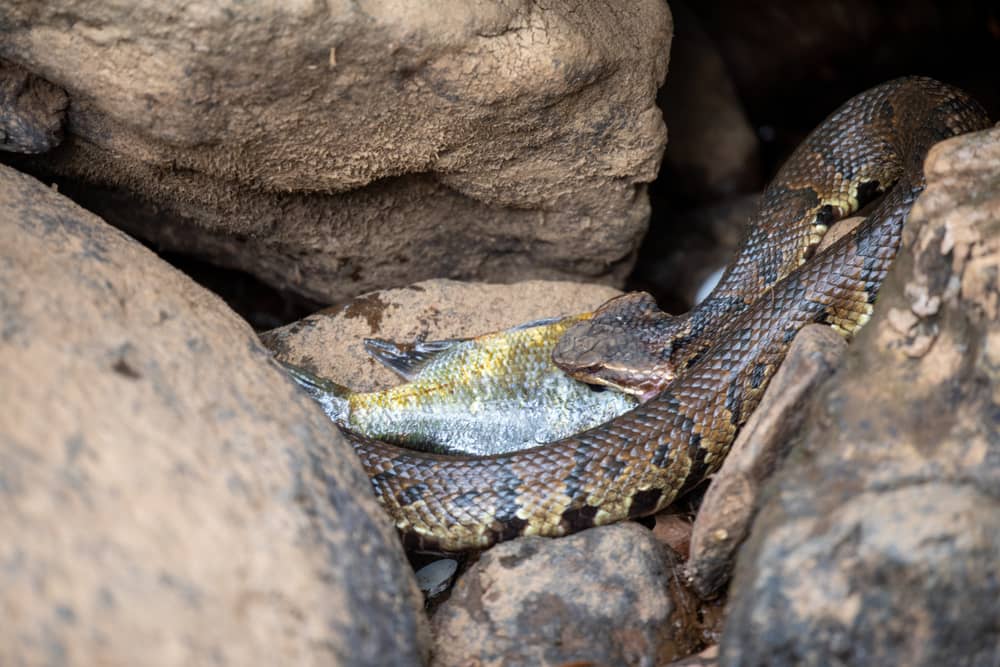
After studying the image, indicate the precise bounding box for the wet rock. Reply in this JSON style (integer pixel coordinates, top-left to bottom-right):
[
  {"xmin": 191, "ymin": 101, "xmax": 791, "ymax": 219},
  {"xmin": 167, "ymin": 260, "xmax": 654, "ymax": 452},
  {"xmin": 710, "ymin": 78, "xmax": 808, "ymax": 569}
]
[
  {"xmin": 0, "ymin": 1, "xmax": 671, "ymax": 303},
  {"xmin": 658, "ymin": 2, "xmax": 761, "ymax": 202},
  {"xmin": 0, "ymin": 165, "xmax": 429, "ymax": 665},
  {"xmin": 685, "ymin": 324, "xmax": 846, "ymax": 599},
  {"xmin": 262, "ymin": 279, "xmax": 623, "ymax": 392},
  {"xmin": 722, "ymin": 128, "xmax": 1000, "ymax": 665},
  {"xmin": 0, "ymin": 59, "xmax": 66, "ymax": 153},
  {"xmin": 430, "ymin": 523, "xmax": 714, "ymax": 667}
]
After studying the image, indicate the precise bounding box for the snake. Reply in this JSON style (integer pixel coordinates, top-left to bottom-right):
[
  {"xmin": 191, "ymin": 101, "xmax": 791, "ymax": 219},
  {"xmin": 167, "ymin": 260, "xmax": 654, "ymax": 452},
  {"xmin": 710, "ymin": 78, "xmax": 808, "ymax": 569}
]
[{"xmin": 348, "ymin": 77, "xmax": 989, "ymax": 553}]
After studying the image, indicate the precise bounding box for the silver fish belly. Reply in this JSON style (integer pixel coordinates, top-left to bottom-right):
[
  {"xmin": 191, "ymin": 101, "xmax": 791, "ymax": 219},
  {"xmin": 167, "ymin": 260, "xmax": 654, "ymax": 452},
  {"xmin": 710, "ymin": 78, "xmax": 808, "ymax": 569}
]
[{"xmin": 282, "ymin": 315, "xmax": 638, "ymax": 456}]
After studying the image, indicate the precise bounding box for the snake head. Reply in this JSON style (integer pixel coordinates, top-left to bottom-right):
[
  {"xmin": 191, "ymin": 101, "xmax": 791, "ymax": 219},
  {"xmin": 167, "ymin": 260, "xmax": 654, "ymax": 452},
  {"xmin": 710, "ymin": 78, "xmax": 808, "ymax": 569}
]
[{"xmin": 552, "ymin": 292, "xmax": 681, "ymax": 401}]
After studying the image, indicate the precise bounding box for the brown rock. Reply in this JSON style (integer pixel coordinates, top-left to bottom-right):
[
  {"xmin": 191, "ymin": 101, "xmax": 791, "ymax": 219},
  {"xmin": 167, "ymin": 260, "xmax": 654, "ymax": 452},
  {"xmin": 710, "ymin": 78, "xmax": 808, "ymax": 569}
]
[
  {"xmin": 0, "ymin": 1, "xmax": 671, "ymax": 303},
  {"xmin": 430, "ymin": 523, "xmax": 712, "ymax": 667},
  {"xmin": 262, "ymin": 279, "xmax": 623, "ymax": 392},
  {"xmin": 634, "ymin": 194, "xmax": 758, "ymax": 311},
  {"xmin": 658, "ymin": 2, "xmax": 761, "ymax": 202},
  {"xmin": 652, "ymin": 513, "xmax": 694, "ymax": 560},
  {"xmin": 816, "ymin": 215, "xmax": 863, "ymax": 253},
  {"xmin": 0, "ymin": 58, "xmax": 66, "ymax": 153},
  {"xmin": 0, "ymin": 165, "xmax": 429, "ymax": 665},
  {"xmin": 722, "ymin": 128, "xmax": 1000, "ymax": 665},
  {"xmin": 692, "ymin": 1, "xmax": 978, "ymax": 112},
  {"xmin": 667, "ymin": 645, "xmax": 719, "ymax": 667},
  {"xmin": 685, "ymin": 324, "xmax": 846, "ymax": 599}
]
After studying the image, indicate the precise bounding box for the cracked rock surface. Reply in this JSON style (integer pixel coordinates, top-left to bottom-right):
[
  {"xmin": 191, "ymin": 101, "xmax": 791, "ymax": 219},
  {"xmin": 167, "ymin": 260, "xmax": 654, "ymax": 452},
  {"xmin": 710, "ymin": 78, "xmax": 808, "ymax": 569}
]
[
  {"xmin": 0, "ymin": 1, "xmax": 671, "ymax": 302},
  {"xmin": 722, "ymin": 127, "xmax": 1000, "ymax": 667},
  {"xmin": 0, "ymin": 164, "xmax": 429, "ymax": 666}
]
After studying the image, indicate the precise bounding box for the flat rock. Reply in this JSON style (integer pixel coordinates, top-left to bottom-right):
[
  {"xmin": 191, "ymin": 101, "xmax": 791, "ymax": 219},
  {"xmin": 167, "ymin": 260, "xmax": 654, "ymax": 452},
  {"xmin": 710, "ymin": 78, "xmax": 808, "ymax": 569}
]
[
  {"xmin": 721, "ymin": 128, "xmax": 1000, "ymax": 666},
  {"xmin": 262, "ymin": 279, "xmax": 623, "ymax": 392},
  {"xmin": 685, "ymin": 324, "xmax": 846, "ymax": 598},
  {"xmin": 0, "ymin": 165, "xmax": 429, "ymax": 666},
  {"xmin": 430, "ymin": 523, "xmax": 716, "ymax": 667},
  {"xmin": 0, "ymin": 1, "xmax": 671, "ymax": 303}
]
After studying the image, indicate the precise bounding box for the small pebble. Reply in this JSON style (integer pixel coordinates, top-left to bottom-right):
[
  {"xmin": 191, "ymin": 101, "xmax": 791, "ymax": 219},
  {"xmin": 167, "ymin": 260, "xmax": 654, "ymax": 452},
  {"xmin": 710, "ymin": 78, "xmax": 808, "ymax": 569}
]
[{"xmin": 415, "ymin": 558, "xmax": 458, "ymax": 598}]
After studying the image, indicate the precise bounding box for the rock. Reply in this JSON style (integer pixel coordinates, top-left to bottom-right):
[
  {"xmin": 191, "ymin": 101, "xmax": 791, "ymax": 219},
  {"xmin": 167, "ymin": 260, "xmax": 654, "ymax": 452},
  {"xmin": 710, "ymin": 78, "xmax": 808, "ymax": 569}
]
[
  {"xmin": 0, "ymin": 58, "xmax": 66, "ymax": 153},
  {"xmin": 816, "ymin": 216, "xmax": 863, "ymax": 253},
  {"xmin": 415, "ymin": 558, "xmax": 459, "ymax": 600},
  {"xmin": 261, "ymin": 279, "xmax": 623, "ymax": 392},
  {"xmin": 685, "ymin": 324, "xmax": 846, "ymax": 599},
  {"xmin": 721, "ymin": 128, "xmax": 1000, "ymax": 665},
  {"xmin": 658, "ymin": 2, "xmax": 760, "ymax": 202},
  {"xmin": 0, "ymin": 1, "xmax": 671, "ymax": 303},
  {"xmin": 0, "ymin": 165, "xmax": 429, "ymax": 665},
  {"xmin": 651, "ymin": 513, "xmax": 694, "ymax": 560},
  {"xmin": 668, "ymin": 646, "xmax": 719, "ymax": 667},
  {"xmin": 691, "ymin": 0, "xmax": 980, "ymax": 116},
  {"xmin": 633, "ymin": 194, "xmax": 758, "ymax": 313},
  {"xmin": 430, "ymin": 523, "xmax": 716, "ymax": 667}
]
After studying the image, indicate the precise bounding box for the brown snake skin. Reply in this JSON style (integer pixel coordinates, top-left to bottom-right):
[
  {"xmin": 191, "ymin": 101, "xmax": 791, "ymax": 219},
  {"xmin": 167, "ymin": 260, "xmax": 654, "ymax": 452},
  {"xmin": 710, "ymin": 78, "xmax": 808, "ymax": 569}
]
[{"xmin": 350, "ymin": 78, "xmax": 989, "ymax": 553}]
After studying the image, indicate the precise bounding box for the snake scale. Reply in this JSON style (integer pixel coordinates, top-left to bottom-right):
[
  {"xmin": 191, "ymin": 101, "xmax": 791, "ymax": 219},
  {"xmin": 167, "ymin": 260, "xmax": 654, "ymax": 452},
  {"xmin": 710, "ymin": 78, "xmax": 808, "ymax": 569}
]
[{"xmin": 349, "ymin": 77, "xmax": 989, "ymax": 553}]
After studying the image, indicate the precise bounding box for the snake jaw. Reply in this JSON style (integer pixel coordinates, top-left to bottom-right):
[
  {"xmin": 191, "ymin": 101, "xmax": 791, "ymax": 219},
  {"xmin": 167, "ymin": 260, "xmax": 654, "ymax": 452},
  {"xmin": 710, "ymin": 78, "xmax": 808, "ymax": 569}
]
[
  {"xmin": 571, "ymin": 362, "xmax": 676, "ymax": 400},
  {"xmin": 553, "ymin": 291, "xmax": 683, "ymax": 396}
]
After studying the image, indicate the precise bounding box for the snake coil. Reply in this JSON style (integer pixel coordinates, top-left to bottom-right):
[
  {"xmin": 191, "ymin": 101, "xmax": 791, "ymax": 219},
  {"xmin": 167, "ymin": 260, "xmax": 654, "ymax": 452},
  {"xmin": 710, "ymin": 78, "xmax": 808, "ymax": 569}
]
[{"xmin": 350, "ymin": 78, "xmax": 989, "ymax": 552}]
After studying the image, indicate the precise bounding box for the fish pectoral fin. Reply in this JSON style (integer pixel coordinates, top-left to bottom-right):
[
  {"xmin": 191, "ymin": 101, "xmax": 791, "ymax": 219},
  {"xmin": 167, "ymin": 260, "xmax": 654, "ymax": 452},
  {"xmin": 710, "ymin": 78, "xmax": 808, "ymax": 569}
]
[
  {"xmin": 278, "ymin": 360, "xmax": 352, "ymax": 423},
  {"xmin": 363, "ymin": 336, "xmax": 467, "ymax": 380}
]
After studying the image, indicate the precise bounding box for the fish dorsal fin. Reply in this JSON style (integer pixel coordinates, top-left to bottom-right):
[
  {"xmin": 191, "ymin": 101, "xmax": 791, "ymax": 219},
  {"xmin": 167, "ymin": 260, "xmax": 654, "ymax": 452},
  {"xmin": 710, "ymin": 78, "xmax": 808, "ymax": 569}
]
[
  {"xmin": 363, "ymin": 336, "xmax": 467, "ymax": 380},
  {"xmin": 507, "ymin": 315, "xmax": 564, "ymax": 331},
  {"xmin": 363, "ymin": 317, "xmax": 567, "ymax": 380}
]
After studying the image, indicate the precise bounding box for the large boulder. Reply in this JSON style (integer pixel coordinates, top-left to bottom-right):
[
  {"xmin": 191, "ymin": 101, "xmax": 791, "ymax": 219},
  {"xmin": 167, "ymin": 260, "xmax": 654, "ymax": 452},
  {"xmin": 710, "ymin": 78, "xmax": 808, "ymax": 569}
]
[
  {"xmin": 684, "ymin": 324, "xmax": 847, "ymax": 599},
  {"xmin": 430, "ymin": 523, "xmax": 714, "ymax": 667},
  {"xmin": 0, "ymin": 0, "xmax": 671, "ymax": 302},
  {"xmin": 0, "ymin": 164, "xmax": 429, "ymax": 666},
  {"xmin": 722, "ymin": 128, "xmax": 1000, "ymax": 665}
]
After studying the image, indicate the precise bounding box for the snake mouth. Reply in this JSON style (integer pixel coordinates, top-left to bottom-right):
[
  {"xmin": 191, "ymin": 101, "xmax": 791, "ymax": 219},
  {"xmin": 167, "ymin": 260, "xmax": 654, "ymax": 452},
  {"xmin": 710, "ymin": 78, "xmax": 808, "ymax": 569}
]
[{"xmin": 573, "ymin": 363, "xmax": 676, "ymax": 402}]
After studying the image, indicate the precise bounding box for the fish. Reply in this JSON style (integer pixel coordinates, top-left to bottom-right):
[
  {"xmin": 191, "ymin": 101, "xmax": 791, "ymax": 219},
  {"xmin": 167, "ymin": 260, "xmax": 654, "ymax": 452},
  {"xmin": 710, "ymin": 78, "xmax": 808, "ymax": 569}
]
[{"xmin": 281, "ymin": 314, "xmax": 639, "ymax": 456}]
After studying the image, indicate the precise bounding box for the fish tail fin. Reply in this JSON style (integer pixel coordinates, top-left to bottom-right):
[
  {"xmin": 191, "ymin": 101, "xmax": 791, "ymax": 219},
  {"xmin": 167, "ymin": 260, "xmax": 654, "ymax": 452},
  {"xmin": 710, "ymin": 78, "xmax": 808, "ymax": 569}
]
[
  {"xmin": 278, "ymin": 361, "xmax": 351, "ymax": 422},
  {"xmin": 363, "ymin": 336, "xmax": 465, "ymax": 380}
]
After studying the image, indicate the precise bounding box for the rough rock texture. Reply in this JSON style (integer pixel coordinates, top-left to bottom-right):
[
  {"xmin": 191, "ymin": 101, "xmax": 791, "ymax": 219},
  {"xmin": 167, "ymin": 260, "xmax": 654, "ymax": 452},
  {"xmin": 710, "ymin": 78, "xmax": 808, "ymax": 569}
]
[
  {"xmin": 430, "ymin": 523, "xmax": 716, "ymax": 667},
  {"xmin": 652, "ymin": 512, "xmax": 694, "ymax": 560},
  {"xmin": 722, "ymin": 128, "xmax": 1000, "ymax": 665},
  {"xmin": 0, "ymin": 165, "xmax": 429, "ymax": 666},
  {"xmin": 658, "ymin": 2, "xmax": 760, "ymax": 202},
  {"xmin": 685, "ymin": 325, "xmax": 846, "ymax": 599},
  {"xmin": 669, "ymin": 646, "xmax": 719, "ymax": 667},
  {"xmin": 0, "ymin": 1, "xmax": 671, "ymax": 303},
  {"xmin": 0, "ymin": 58, "xmax": 66, "ymax": 153},
  {"xmin": 262, "ymin": 278, "xmax": 624, "ymax": 392}
]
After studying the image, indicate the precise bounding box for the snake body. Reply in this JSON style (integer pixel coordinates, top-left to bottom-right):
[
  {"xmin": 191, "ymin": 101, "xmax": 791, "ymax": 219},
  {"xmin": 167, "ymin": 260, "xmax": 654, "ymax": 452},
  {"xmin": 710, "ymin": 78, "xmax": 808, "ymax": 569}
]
[{"xmin": 351, "ymin": 78, "xmax": 989, "ymax": 552}]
